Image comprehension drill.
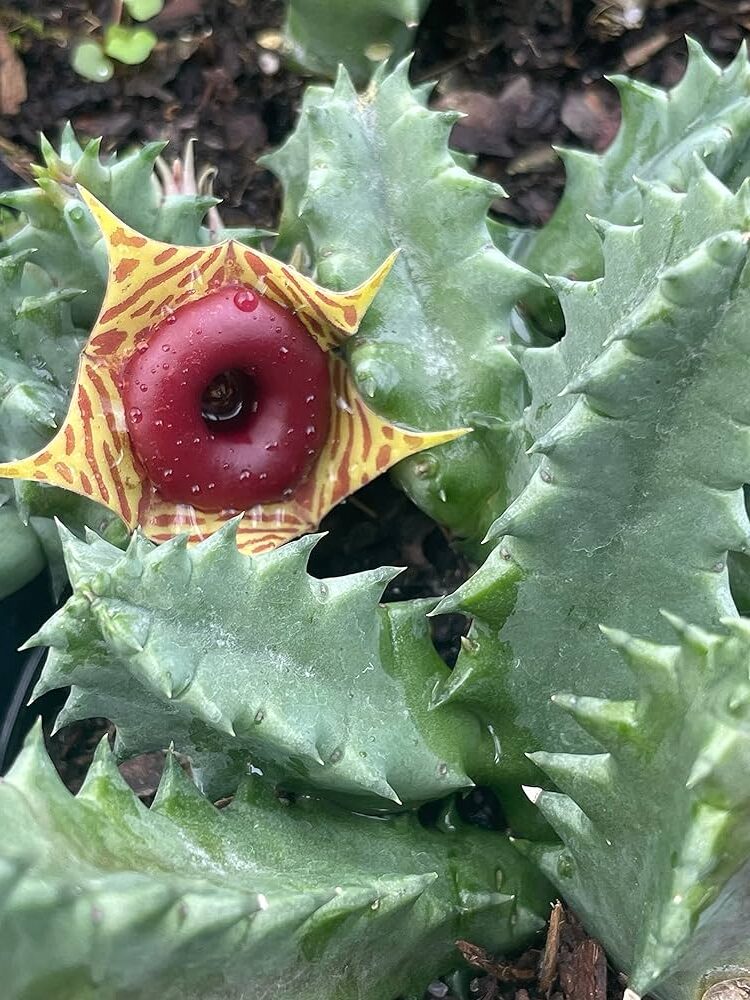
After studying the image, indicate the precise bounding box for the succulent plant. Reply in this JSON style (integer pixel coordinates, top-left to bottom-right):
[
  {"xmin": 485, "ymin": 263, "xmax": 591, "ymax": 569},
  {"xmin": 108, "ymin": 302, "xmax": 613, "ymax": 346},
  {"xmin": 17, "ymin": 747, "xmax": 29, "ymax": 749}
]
[
  {"xmin": 512, "ymin": 38, "xmax": 750, "ymax": 335},
  {"xmin": 5, "ymin": 34, "xmax": 750, "ymax": 1000},
  {"xmin": 30, "ymin": 522, "xmax": 488, "ymax": 809},
  {"xmin": 0, "ymin": 723, "xmax": 549, "ymax": 999},
  {"xmin": 281, "ymin": 0, "xmax": 429, "ymax": 84},
  {"xmin": 515, "ymin": 617, "xmax": 750, "ymax": 1000}
]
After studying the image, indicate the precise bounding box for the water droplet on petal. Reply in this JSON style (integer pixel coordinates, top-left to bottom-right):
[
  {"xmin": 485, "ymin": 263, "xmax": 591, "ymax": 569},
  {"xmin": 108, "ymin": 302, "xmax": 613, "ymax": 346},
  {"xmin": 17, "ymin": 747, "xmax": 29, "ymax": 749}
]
[
  {"xmin": 306, "ymin": 425, "xmax": 316, "ymax": 437},
  {"xmin": 161, "ymin": 344, "xmax": 171, "ymax": 353},
  {"xmin": 166, "ymin": 313, "xmax": 177, "ymax": 325},
  {"xmin": 191, "ymin": 484, "xmax": 201, "ymax": 495},
  {"xmin": 128, "ymin": 407, "xmax": 142, "ymax": 424},
  {"xmin": 234, "ymin": 288, "xmax": 259, "ymax": 312},
  {"xmin": 279, "ymin": 346, "xmax": 289, "ymax": 357},
  {"xmin": 240, "ymin": 469, "xmax": 251, "ymax": 481},
  {"xmin": 163, "ymin": 469, "xmax": 173, "ymax": 479}
]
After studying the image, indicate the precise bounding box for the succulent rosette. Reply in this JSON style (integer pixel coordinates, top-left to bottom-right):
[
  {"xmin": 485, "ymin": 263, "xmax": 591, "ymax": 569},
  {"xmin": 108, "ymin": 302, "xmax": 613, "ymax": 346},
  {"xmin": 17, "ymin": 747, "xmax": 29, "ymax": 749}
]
[{"xmin": 0, "ymin": 190, "xmax": 464, "ymax": 554}]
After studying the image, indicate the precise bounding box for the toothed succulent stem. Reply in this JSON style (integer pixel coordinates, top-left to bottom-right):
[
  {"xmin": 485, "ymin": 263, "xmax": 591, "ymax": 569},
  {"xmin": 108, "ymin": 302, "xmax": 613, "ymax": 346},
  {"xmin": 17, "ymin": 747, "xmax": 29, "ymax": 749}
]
[{"xmin": 0, "ymin": 723, "xmax": 549, "ymax": 1000}]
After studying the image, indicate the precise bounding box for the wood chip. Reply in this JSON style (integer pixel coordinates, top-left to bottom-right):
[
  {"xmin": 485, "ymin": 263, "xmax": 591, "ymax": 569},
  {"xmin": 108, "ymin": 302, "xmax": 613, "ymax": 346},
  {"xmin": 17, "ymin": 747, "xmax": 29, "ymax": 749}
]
[
  {"xmin": 559, "ymin": 938, "xmax": 607, "ymax": 1000},
  {"xmin": 539, "ymin": 901, "xmax": 565, "ymax": 994},
  {"xmin": 456, "ymin": 940, "xmax": 536, "ymax": 982},
  {"xmin": 0, "ymin": 30, "xmax": 26, "ymax": 115}
]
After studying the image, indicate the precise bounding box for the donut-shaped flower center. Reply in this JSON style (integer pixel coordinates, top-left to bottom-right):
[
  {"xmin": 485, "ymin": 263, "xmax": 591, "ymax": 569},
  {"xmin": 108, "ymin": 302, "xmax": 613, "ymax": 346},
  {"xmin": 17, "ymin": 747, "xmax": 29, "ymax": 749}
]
[{"xmin": 122, "ymin": 286, "xmax": 331, "ymax": 511}]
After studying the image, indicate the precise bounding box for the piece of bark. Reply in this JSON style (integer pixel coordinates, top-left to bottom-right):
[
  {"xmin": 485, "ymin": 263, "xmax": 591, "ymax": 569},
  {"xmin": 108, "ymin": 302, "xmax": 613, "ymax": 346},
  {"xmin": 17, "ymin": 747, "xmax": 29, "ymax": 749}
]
[{"xmin": 539, "ymin": 901, "xmax": 565, "ymax": 994}]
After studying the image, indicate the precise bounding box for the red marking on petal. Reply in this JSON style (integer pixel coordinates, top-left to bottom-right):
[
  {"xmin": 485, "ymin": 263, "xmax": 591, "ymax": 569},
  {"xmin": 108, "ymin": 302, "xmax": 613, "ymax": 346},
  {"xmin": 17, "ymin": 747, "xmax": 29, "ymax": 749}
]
[
  {"xmin": 90, "ymin": 328, "xmax": 127, "ymax": 356},
  {"xmin": 103, "ymin": 439, "xmax": 132, "ymax": 524},
  {"xmin": 342, "ymin": 304, "xmax": 357, "ymax": 327},
  {"xmin": 381, "ymin": 425, "xmax": 394, "ymax": 440},
  {"xmin": 263, "ymin": 276, "xmax": 293, "ymax": 306},
  {"xmin": 404, "ymin": 434, "xmax": 424, "ymax": 446},
  {"xmin": 199, "ymin": 247, "xmax": 223, "ymax": 275},
  {"xmin": 376, "ymin": 444, "xmax": 391, "ymax": 471},
  {"xmin": 115, "ymin": 258, "xmax": 140, "ymax": 282},
  {"xmin": 65, "ymin": 425, "xmax": 75, "ymax": 456},
  {"xmin": 244, "ymin": 250, "xmax": 270, "ymax": 276},
  {"xmin": 132, "ymin": 299, "xmax": 155, "ymax": 319},
  {"xmin": 54, "ymin": 462, "xmax": 73, "ymax": 484},
  {"xmin": 111, "ymin": 228, "xmax": 147, "ymax": 248},
  {"xmin": 355, "ymin": 398, "xmax": 372, "ymax": 461},
  {"xmin": 80, "ymin": 471, "xmax": 93, "ymax": 495},
  {"xmin": 154, "ymin": 247, "xmax": 179, "ymax": 265},
  {"xmin": 100, "ymin": 251, "xmax": 203, "ymax": 324},
  {"xmin": 34, "ymin": 452, "xmax": 50, "ymax": 466},
  {"xmin": 78, "ymin": 384, "xmax": 110, "ymax": 504}
]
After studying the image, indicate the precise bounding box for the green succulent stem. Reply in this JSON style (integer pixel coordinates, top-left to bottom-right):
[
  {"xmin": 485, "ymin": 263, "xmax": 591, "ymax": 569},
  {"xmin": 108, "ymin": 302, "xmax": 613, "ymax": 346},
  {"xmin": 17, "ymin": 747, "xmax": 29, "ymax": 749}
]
[
  {"xmin": 263, "ymin": 61, "xmax": 543, "ymax": 552},
  {"xmin": 0, "ymin": 723, "xmax": 550, "ymax": 1000}
]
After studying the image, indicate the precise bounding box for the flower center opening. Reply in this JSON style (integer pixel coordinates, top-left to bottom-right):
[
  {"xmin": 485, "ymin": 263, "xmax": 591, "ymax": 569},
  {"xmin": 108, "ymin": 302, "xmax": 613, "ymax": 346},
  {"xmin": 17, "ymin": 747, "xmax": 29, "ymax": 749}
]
[{"xmin": 200, "ymin": 369, "xmax": 257, "ymax": 432}]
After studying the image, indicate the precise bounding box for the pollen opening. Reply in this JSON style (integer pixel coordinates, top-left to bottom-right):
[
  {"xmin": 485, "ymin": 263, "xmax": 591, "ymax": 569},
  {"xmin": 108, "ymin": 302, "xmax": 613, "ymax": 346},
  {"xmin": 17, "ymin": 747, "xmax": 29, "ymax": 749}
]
[{"xmin": 201, "ymin": 369, "xmax": 258, "ymax": 432}]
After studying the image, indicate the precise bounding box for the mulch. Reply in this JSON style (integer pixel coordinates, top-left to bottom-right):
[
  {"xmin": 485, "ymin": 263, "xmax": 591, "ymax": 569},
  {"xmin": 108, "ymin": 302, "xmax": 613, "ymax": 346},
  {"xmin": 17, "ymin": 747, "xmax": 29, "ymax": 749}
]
[{"xmin": 2, "ymin": 1, "xmax": 748, "ymax": 996}]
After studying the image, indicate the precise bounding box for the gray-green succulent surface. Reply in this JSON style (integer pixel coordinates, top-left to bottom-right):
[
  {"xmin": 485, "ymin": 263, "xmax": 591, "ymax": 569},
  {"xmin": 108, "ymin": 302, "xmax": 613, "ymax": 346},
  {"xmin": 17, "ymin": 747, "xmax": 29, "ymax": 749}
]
[{"xmin": 4, "ymin": 33, "xmax": 750, "ymax": 1000}]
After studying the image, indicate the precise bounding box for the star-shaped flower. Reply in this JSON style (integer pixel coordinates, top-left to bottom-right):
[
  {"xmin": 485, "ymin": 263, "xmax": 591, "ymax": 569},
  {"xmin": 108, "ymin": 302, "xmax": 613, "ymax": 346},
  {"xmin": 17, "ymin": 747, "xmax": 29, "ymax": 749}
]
[{"xmin": 0, "ymin": 191, "xmax": 465, "ymax": 554}]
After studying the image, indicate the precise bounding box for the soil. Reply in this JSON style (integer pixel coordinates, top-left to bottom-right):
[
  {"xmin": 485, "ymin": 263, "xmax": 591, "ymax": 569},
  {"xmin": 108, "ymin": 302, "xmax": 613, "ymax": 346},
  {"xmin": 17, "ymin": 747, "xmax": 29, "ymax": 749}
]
[{"xmin": 2, "ymin": 1, "xmax": 749, "ymax": 997}]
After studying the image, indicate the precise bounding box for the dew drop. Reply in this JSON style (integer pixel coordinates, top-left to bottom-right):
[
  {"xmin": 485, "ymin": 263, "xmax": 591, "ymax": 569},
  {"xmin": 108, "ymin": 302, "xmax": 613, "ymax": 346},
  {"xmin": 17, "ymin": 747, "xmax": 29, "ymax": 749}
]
[
  {"xmin": 305, "ymin": 425, "xmax": 316, "ymax": 437},
  {"xmin": 265, "ymin": 441, "xmax": 278, "ymax": 451},
  {"xmin": 234, "ymin": 288, "xmax": 259, "ymax": 312},
  {"xmin": 259, "ymin": 472, "xmax": 268, "ymax": 480},
  {"xmin": 438, "ymin": 762, "xmax": 449, "ymax": 777},
  {"xmin": 166, "ymin": 313, "xmax": 177, "ymax": 325},
  {"xmin": 176, "ymin": 439, "xmax": 183, "ymax": 447},
  {"xmin": 305, "ymin": 394, "xmax": 315, "ymax": 403},
  {"xmin": 222, "ymin": 462, "xmax": 230, "ymax": 470},
  {"xmin": 192, "ymin": 436, "xmax": 201, "ymax": 445},
  {"xmin": 154, "ymin": 419, "xmax": 163, "ymax": 428},
  {"xmin": 163, "ymin": 469, "xmax": 173, "ymax": 479},
  {"xmin": 208, "ymin": 482, "xmax": 216, "ymax": 490},
  {"xmin": 329, "ymin": 747, "xmax": 343, "ymax": 764},
  {"xmin": 139, "ymin": 384, "xmax": 148, "ymax": 393},
  {"xmin": 162, "ymin": 363, "xmax": 170, "ymax": 370},
  {"xmin": 240, "ymin": 469, "xmax": 251, "ymax": 481},
  {"xmin": 254, "ymin": 709, "xmax": 264, "ymax": 724},
  {"xmin": 557, "ymin": 854, "xmax": 575, "ymax": 879},
  {"xmin": 191, "ymin": 484, "xmax": 201, "ymax": 495},
  {"xmin": 161, "ymin": 344, "xmax": 171, "ymax": 353},
  {"xmin": 282, "ymin": 487, "xmax": 293, "ymax": 497},
  {"xmin": 128, "ymin": 407, "xmax": 143, "ymax": 424},
  {"xmin": 137, "ymin": 342, "xmax": 148, "ymax": 354},
  {"xmin": 279, "ymin": 346, "xmax": 289, "ymax": 357}
]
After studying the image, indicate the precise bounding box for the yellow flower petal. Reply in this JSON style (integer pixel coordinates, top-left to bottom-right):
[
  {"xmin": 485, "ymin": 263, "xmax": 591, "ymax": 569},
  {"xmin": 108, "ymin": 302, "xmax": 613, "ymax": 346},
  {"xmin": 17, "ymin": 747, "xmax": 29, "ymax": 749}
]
[{"xmin": 0, "ymin": 192, "xmax": 467, "ymax": 554}]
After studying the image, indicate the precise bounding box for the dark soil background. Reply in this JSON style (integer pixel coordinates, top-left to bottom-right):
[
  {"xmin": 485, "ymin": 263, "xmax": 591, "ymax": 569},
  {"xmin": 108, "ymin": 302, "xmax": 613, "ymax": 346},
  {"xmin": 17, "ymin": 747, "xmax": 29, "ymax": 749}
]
[{"xmin": 1, "ymin": 2, "xmax": 749, "ymax": 998}]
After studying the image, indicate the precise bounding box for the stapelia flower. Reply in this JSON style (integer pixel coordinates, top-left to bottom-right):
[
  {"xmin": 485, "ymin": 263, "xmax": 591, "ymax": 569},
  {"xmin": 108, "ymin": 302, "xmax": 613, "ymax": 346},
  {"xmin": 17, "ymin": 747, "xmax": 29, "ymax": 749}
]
[{"xmin": 0, "ymin": 191, "xmax": 465, "ymax": 554}]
